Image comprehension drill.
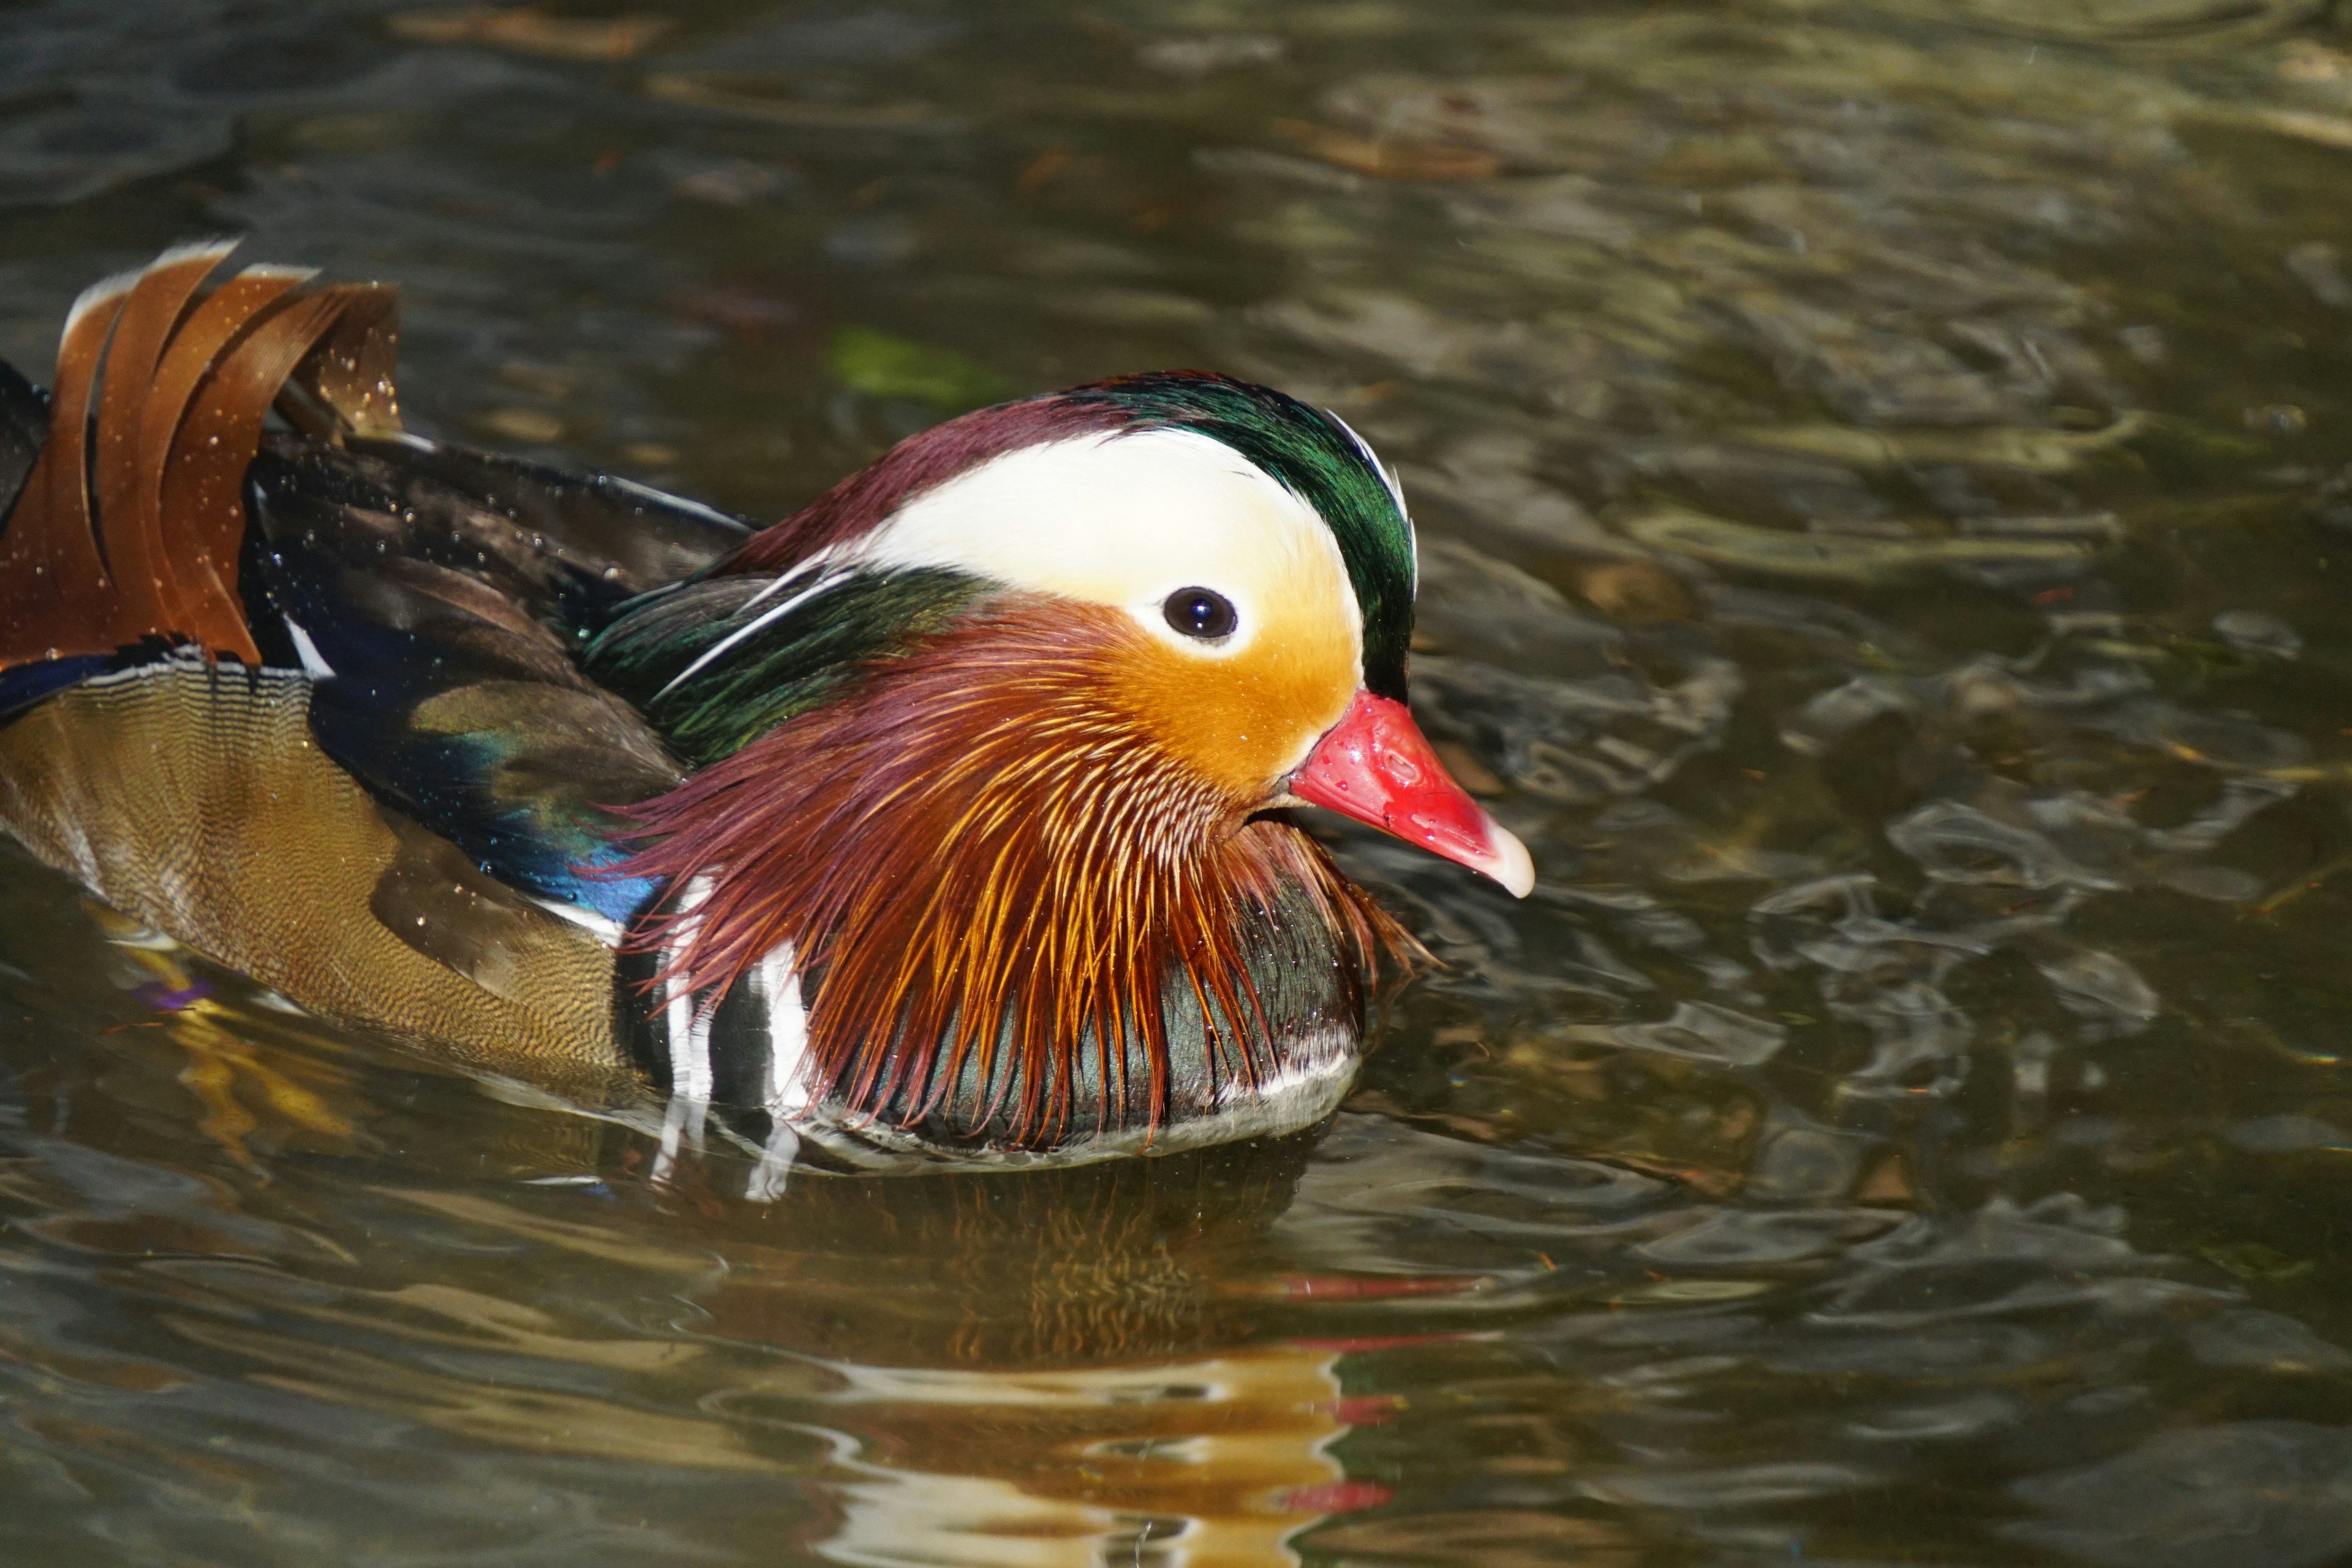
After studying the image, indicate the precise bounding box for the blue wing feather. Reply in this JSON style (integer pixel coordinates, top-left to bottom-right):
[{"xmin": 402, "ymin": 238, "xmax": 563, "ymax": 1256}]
[{"xmin": 241, "ymin": 437, "xmax": 742, "ymax": 921}]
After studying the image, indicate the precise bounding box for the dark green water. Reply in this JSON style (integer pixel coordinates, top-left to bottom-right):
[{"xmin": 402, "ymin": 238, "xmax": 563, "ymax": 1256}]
[{"xmin": 10, "ymin": 1, "xmax": 2352, "ymax": 1562}]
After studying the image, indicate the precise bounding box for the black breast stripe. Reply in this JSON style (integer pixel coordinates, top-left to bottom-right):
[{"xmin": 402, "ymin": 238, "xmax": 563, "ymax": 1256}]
[
  {"xmin": 709, "ymin": 961, "xmax": 778, "ymax": 1124},
  {"xmin": 612, "ymin": 944, "xmax": 671, "ymax": 1098}
]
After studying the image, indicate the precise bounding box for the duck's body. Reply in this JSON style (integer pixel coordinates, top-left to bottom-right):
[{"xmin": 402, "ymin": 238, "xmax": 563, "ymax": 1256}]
[{"xmin": 0, "ymin": 245, "xmax": 1528, "ymax": 1173}]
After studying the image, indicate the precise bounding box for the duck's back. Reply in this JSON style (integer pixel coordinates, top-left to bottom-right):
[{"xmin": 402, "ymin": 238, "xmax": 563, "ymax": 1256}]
[{"xmin": 0, "ymin": 246, "xmax": 747, "ymax": 1099}]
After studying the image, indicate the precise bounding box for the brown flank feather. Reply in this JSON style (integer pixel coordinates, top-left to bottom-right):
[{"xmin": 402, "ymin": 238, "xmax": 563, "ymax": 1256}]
[
  {"xmin": 614, "ymin": 598, "xmax": 1412, "ymax": 1145},
  {"xmin": 0, "ymin": 242, "xmax": 402, "ymax": 671}
]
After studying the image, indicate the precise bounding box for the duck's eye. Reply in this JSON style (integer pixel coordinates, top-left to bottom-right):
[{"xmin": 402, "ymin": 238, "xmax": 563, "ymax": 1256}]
[{"xmin": 1162, "ymin": 587, "xmax": 1237, "ymax": 641}]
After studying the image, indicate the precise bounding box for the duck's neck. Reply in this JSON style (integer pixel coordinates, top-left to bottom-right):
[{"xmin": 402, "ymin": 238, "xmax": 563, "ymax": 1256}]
[{"xmin": 608, "ymin": 599, "xmax": 1400, "ymax": 1150}]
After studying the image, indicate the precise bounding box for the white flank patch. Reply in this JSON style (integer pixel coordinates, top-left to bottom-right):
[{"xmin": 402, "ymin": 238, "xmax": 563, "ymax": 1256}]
[{"xmin": 854, "ymin": 426, "xmax": 1363, "ymax": 666}]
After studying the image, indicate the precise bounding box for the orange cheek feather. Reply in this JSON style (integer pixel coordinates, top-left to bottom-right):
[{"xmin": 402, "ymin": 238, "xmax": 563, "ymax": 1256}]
[{"xmin": 1104, "ymin": 600, "xmax": 1358, "ymax": 804}]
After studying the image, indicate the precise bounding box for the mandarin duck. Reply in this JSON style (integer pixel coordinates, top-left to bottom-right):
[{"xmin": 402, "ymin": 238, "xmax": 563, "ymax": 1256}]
[{"xmin": 0, "ymin": 243, "xmax": 1531, "ymax": 1173}]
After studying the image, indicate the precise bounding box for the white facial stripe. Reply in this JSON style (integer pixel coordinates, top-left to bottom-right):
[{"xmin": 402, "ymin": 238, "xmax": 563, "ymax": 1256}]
[{"xmin": 852, "ymin": 427, "xmax": 1363, "ymax": 666}]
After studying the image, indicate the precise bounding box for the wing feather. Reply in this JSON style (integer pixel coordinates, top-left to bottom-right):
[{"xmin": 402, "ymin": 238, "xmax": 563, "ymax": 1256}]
[
  {"xmin": 1, "ymin": 271, "xmax": 132, "ymax": 658},
  {"xmin": 90, "ymin": 240, "xmax": 239, "ymax": 644},
  {"xmin": 137, "ymin": 263, "xmax": 317, "ymax": 648},
  {"xmin": 0, "ymin": 246, "xmax": 403, "ymax": 671}
]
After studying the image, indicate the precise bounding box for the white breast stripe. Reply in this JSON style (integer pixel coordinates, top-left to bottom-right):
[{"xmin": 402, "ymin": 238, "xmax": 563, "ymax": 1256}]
[
  {"xmin": 662, "ymin": 874, "xmax": 715, "ymax": 1102},
  {"xmin": 756, "ymin": 940, "xmax": 816, "ymax": 1118}
]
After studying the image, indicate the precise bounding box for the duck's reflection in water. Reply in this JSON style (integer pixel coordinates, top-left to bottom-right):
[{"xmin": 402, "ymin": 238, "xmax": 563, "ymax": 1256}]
[
  {"xmin": 797, "ymin": 1346, "xmax": 1359, "ymax": 1567},
  {"xmin": 15, "ymin": 884, "xmax": 1409, "ymax": 1564},
  {"xmin": 682, "ymin": 1139, "xmax": 1393, "ymax": 1567}
]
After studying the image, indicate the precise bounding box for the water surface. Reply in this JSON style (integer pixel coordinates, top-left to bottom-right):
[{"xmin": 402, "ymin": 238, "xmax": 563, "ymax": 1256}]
[{"xmin": 9, "ymin": 1, "xmax": 2352, "ymax": 1562}]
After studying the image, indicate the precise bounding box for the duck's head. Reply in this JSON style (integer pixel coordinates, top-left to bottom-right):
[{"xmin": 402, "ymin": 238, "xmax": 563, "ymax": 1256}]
[{"xmin": 595, "ymin": 372, "xmax": 1530, "ymax": 1154}]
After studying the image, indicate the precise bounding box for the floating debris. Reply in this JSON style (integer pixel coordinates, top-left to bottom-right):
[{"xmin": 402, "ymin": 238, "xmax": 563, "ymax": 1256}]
[
  {"xmin": 1624, "ymin": 507, "xmax": 2099, "ymax": 581},
  {"xmin": 828, "ymin": 326, "xmax": 1011, "ymax": 411},
  {"xmin": 388, "ymin": 6, "xmax": 673, "ymax": 62},
  {"xmin": 1270, "ymin": 119, "xmax": 1503, "ymax": 182},
  {"xmin": 646, "ymin": 74, "xmax": 952, "ymax": 132},
  {"xmin": 1731, "ymin": 413, "xmax": 2150, "ymax": 475},
  {"xmin": 1139, "ymin": 34, "xmax": 1283, "ymax": 78}
]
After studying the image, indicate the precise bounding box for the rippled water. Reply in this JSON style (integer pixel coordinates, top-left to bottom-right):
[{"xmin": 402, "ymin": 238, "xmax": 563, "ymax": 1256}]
[{"xmin": 10, "ymin": 0, "xmax": 2352, "ymax": 1561}]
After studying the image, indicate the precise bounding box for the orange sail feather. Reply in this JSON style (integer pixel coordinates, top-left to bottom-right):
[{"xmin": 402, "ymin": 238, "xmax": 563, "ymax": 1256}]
[{"xmin": 0, "ymin": 241, "xmax": 403, "ymax": 672}]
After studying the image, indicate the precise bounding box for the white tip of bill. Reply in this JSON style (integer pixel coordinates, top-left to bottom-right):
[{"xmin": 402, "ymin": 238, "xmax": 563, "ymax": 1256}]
[{"xmin": 1482, "ymin": 821, "xmax": 1537, "ymax": 899}]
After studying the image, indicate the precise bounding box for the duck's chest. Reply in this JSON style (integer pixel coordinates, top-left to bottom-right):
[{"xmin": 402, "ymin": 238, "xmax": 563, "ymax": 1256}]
[
  {"xmin": 611, "ymin": 881, "xmax": 1364, "ymax": 1172},
  {"xmin": 0, "ymin": 660, "xmax": 1366, "ymax": 1172}
]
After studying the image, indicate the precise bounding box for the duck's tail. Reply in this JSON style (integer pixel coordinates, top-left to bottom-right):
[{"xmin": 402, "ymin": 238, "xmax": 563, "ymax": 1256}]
[{"xmin": 0, "ymin": 240, "xmax": 402, "ymax": 672}]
